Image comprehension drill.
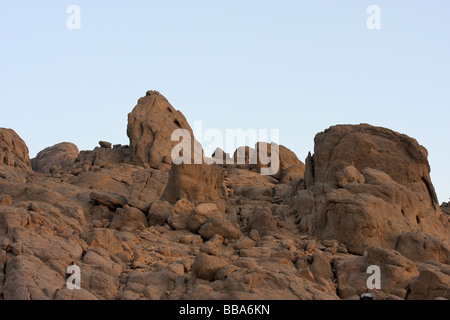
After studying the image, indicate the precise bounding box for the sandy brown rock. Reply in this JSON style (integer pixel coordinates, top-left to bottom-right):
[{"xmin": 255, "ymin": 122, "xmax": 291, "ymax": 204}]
[
  {"xmin": 76, "ymin": 146, "xmax": 132, "ymax": 167},
  {"xmin": 148, "ymin": 200, "xmax": 172, "ymax": 226},
  {"xmin": 0, "ymin": 128, "xmax": 31, "ymax": 170},
  {"xmin": 191, "ymin": 252, "xmax": 227, "ymax": 281},
  {"xmin": 110, "ymin": 205, "xmax": 148, "ymax": 230},
  {"xmin": 198, "ymin": 215, "xmax": 243, "ymax": 241},
  {"xmin": 441, "ymin": 201, "xmax": 450, "ymax": 215},
  {"xmin": 296, "ymin": 124, "xmax": 449, "ymax": 255},
  {"xmin": 249, "ymin": 206, "xmax": 277, "ymax": 236},
  {"xmin": 396, "ymin": 231, "xmax": 450, "ymax": 264},
  {"xmin": 162, "ymin": 163, "xmax": 226, "ymax": 204},
  {"xmin": 408, "ymin": 263, "xmax": 450, "ymax": 300},
  {"xmin": 99, "ymin": 141, "xmax": 112, "ymax": 149},
  {"xmin": 1, "ymin": 92, "xmax": 448, "ymax": 301},
  {"xmin": 336, "ymin": 247, "xmax": 419, "ymax": 299},
  {"xmin": 187, "ymin": 203, "xmax": 219, "ymax": 233},
  {"xmin": 168, "ymin": 198, "xmax": 194, "ymax": 230},
  {"xmin": 254, "ymin": 142, "xmax": 305, "ymax": 180},
  {"xmin": 90, "ymin": 191, "xmax": 128, "ymax": 209},
  {"xmin": 127, "ymin": 168, "xmax": 168, "ymax": 212},
  {"xmin": 31, "ymin": 142, "xmax": 79, "ymax": 173},
  {"xmin": 127, "ymin": 90, "xmax": 202, "ymax": 170}
]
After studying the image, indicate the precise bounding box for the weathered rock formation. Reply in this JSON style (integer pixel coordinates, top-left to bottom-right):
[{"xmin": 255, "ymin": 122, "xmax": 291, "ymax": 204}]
[
  {"xmin": 0, "ymin": 92, "xmax": 449, "ymax": 301},
  {"xmin": 162, "ymin": 163, "xmax": 226, "ymax": 204},
  {"xmin": 127, "ymin": 90, "xmax": 202, "ymax": 170},
  {"xmin": 76, "ymin": 145, "xmax": 132, "ymax": 167},
  {"xmin": 295, "ymin": 124, "xmax": 449, "ymax": 260},
  {"xmin": 0, "ymin": 128, "xmax": 31, "ymax": 170},
  {"xmin": 31, "ymin": 142, "xmax": 79, "ymax": 173}
]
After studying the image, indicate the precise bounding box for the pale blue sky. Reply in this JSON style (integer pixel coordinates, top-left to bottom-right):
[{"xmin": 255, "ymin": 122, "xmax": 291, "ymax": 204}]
[{"xmin": 0, "ymin": 1, "xmax": 449, "ymax": 202}]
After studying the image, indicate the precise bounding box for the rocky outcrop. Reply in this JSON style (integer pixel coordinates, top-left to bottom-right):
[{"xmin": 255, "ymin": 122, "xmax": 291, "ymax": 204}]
[
  {"xmin": 336, "ymin": 247, "xmax": 419, "ymax": 299},
  {"xmin": 0, "ymin": 128, "xmax": 31, "ymax": 170},
  {"xmin": 99, "ymin": 141, "xmax": 112, "ymax": 149},
  {"xmin": 296, "ymin": 124, "xmax": 449, "ymax": 258},
  {"xmin": 441, "ymin": 201, "xmax": 450, "ymax": 215},
  {"xmin": 254, "ymin": 142, "xmax": 305, "ymax": 180},
  {"xmin": 90, "ymin": 190, "xmax": 128, "ymax": 209},
  {"xmin": 408, "ymin": 263, "xmax": 450, "ymax": 300},
  {"xmin": 76, "ymin": 145, "xmax": 132, "ymax": 167},
  {"xmin": 231, "ymin": 143, "xmax": 305, "ymax": 180},
  {"xmin": 162, "ymin": 163, "xmax": 226, "ymax": 204},
  {"xmin": 127, "ymin": 90, "xmax": 202, "ymax": 170},
  {"xmin": 1, "ymin": 92, "xmax": 449, "ymax": 301},
  {"xmin": 127, "ymin": 168, "xmax": 168, "ymax": 212},
  {"xmin": 31, "ymin": 142, "xmax": 79, "ymax": 173}
]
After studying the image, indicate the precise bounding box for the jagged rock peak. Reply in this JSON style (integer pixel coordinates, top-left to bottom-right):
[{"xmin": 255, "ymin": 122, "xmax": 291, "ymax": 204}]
[{"xmin": 127, "ymin": 90, "xmax": 202, "ymax": 170}]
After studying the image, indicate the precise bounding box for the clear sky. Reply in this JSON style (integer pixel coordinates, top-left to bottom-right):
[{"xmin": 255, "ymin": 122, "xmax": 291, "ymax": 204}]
[{"xmin": 1, "ymin": 1, "xmax": 449, "ymax": 202}]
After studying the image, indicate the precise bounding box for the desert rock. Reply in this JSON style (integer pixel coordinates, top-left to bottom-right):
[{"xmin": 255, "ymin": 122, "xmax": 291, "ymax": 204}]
[
  {"xmin": 162, "ymin": 163, "xmax": 226, "ymax": 204},
  {"xmin": 90, "ymin": 191, "xmax": 128, "ymax": 209},
  {"xmin": 31, "ymin": 142, "xmax": 79, "ymax": 173},
  {"xmin": 127, "ymin": 90, "xmax": 202, "ymax": 170},
  {"xmin": 0, "ymin": 128, "xmax": 31, "ymax": 170},
  {"xmin": 296, "ymin": 124, "xmax": 449, "ymax": 256},
  {"xmin": 1, "ymin": 92, "xmax": 449, "ymax": 301},
  {"xmin": 99, "ymin": 141, "xmax": 112, "ymax": 149}
]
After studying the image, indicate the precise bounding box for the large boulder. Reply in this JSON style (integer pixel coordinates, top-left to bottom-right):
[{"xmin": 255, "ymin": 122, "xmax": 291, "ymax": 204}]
[
  {"xmin": 110, "ymin": 205, "xmax": 148, "ymax": 230},
  {"xmin": 191, "ymin": 252, "xmax": 227, "ymax": 281},
  {"xmin": 296, "ymin": 124, "xmax": 449, "ymax": 257},
  {"xmin": 127, "ymin": 90, "xmax": 201, "ymax": 170},
  {"xmin": 198, "ymin": 215, "xmax": 243, "ymax": 240},
  {"xmin": 90, "ymin": 191, "xmax": 128, "ymax": 209},
  {"xmin": 396, "ymin": 231, "xmax": 450, "ymax": 264},
  {"xmin": 231, "ymin": 143, "xmax": 305, "ymax": 180},
  {"xmin": 148, "ymin": 200, "xmax": 172, "ymax": 226},
  {"xmin": 249, "ymin": 206, "xmax": 277, "ymax": 236},
  {"xmin": 408, "ymin": 264, "xmax": 450, "ymax": 300},
  {"xmin": 0, "ymin": 128, "xmax": 31, "ymax": 170},
  {"xmin": 31, "ymin": 142, "xmax": 79, "ymax": 173},
  {"xmin": 254, "ymin": 142, "xmax": 305, "ymax": 180},
  {"xmin": 127, "ymin": 168, "xmax": 168, "ymax": 212},
  {"xmin": 187, "ymin": 203, "xmax": 219, "ymax": 233},
  {"xmin": 336, "ymin": 247, "xmax": 419, "ymax": 299}
]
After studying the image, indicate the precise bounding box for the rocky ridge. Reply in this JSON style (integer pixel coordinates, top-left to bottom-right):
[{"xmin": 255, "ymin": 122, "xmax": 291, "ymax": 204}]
[{"xmin": 0, "ymin": 91, "xmax": 448, "ymax": 300}]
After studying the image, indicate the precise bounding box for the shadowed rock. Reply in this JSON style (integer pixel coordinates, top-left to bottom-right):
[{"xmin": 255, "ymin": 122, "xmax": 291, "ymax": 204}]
[{"xmin": 0, "ymin": 128, "xmax": 31, "ymax": 170}]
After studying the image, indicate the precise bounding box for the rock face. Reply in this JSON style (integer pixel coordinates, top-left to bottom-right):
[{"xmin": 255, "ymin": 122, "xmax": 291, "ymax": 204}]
[
  {"xmin": 99, "ymin": 141, "xmax": 112, "ymax": 149},
  {"xmin": 127, "ymin": 90, "xmax": 201, "ymax": 170},
  {"xmin": 31, "ymin": 142, "xmax": 79, "ymax": 173},
  {"xmin": 76, "ymin": 145, "xmax": 132, "ymax": 167},
  {"xmin": 1, "ymin": 92, "xmax": 449, "ymax": 301},
  {"xmin": 336, "ymin": 247, "xmax": 419, "ymax": 299},
  {"xmin": 231, "ymin": 143, "xmax": 305, "ymax": 180},
  {"xmin": 0, "ymin": 128, "xmax": 31, "ymax": 170},
  {"xmin": 441, "ymin": 201, "xmax": 450, "ymax": 215},
  {"xmin": 296, "ymin": 124, "xmax": 449, "ymax": 257},
  {"xmin": 254, "ymin": 142, "xmax": 305, "ymax": 180},
  {"xmin": 90, "ymin": 191, "xmax": 128, "ymax": 209},
  {"xmin": 162, "ymin": 163, "xmax": 226, "ymax": 204}
]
